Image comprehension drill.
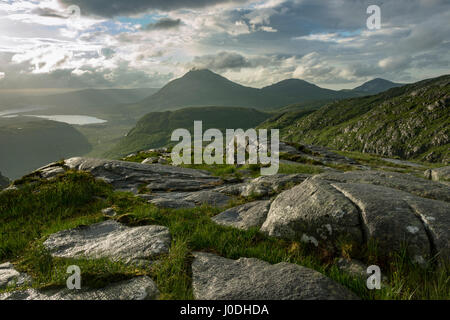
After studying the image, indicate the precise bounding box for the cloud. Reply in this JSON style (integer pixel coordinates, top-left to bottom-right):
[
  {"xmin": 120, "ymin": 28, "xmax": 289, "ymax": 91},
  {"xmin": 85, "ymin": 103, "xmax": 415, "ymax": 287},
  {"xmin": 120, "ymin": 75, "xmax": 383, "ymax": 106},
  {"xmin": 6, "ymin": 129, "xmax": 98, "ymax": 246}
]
[
  {"xmin": 0, "ymin": 0, "xmax": 448, "ymax": 89},
  {"xmin": 190, "ymin": 51, "xmax": 251, "ymax": 70},
  {"xmin": 0, "ymin": 59, "xmax": 173, "ymax": 89},
  {"xmin": 292, "ymin": 52, "xmax": 358, "ymax": 84},
  {"xmin": 144, "ymin": 18, "xmax": 181, "ymax": 31},
  {"xmin": 32, "ymin": 7, "xmax": 69, "ymax": 19},
  {"xmin": 58, "ymin": 0, "xmax": 248, "ymax": 17},
  {"xmin": 378, "ymin": 56, "xmax": 411, "ymax": 70}
]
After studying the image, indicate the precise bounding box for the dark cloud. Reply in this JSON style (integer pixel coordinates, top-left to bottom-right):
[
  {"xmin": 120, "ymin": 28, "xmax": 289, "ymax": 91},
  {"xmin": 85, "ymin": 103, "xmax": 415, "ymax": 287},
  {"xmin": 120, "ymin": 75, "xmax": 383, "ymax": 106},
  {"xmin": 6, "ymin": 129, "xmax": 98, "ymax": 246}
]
[
  {"xmin": 101, "ymin": 48, "xmax": 115, "ymax": 59},
  {"xmin": 58, "ymin": 0, "xmax": 246, "ymax": 17},
  {"xmin": 32, "ymin": 7, "xmax": 69, "ymax": 19},
  {"xmin": 0, "ymin": 54, "xmax": 171, "ymax": 89},
  {"xmin": 144, "ymin": 18, "xmax": 181, "ymax": 31},
  {"xmin": 190, "ymin": 51, "xmax": 251, "ymax": 70}
]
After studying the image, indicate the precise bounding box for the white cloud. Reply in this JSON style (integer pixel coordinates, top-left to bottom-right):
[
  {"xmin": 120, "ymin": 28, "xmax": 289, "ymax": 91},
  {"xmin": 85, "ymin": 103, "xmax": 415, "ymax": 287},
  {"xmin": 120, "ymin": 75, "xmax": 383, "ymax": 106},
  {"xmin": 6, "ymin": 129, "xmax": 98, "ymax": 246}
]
[
  {"xmin": 0, "ymin": 0, "xmax": 448, "ymax": 89},
  {"xmin": 378, "ymin": 56, "xmax": 410, "ymax": 70}
]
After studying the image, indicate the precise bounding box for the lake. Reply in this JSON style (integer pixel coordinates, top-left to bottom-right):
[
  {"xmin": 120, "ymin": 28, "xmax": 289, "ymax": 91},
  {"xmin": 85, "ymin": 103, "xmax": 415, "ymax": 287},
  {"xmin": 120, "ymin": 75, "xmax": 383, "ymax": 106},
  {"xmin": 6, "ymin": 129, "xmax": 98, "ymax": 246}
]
[{"xmin": 24, "ymin": 115, "xmax": 108, "ymax": 125}]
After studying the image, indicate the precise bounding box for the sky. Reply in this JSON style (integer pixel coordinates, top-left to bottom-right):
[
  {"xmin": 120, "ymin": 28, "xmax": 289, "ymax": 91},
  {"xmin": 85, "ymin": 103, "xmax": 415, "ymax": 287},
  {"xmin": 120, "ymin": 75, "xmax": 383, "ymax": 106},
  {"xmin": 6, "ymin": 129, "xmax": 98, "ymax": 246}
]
[{"xmin": 0, "ymin": 0, "xmax": 449, "ymax": 90}]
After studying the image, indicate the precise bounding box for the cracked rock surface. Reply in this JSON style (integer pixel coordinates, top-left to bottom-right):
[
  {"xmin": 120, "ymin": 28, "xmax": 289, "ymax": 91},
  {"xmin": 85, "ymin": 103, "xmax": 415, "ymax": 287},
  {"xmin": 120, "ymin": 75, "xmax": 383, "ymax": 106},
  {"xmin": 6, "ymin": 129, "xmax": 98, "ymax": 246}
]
[
  {"xmin": 192, "ymin": 252, "xmax": 359, "ymax": 300},
  {"xmin": 0, "ymin": 276, "xmax": 159, "ymax": 300},
  {"xmin": 43, "ymin": 220, "xmax": 171, "ymax": 264},
  {"xmin": 212, "ymin": 200, "xmax": 270, "ymax": 230},
  {"xmin": 0, "ymin": 263, "xmax": 31, "ymax": 289},
  {"xmin": 261, "ymin": 174, "xmax": 450, "ymax": 262},
  {"xmin": 144, "ymin": 190, "xmax": 232, "ymax": 208},
  {"xmin": 62, "ymin": 157, "xmax": 222, "ymax": 193}
]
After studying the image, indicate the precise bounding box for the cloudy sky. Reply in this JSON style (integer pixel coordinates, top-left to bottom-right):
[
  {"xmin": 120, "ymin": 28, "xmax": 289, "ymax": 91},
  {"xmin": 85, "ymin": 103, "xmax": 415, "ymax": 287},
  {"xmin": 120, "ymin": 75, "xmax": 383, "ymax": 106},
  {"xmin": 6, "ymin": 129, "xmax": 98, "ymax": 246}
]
[{"xmin": 0, "ymin": 0, "xmax": 449, "ymax": 90}]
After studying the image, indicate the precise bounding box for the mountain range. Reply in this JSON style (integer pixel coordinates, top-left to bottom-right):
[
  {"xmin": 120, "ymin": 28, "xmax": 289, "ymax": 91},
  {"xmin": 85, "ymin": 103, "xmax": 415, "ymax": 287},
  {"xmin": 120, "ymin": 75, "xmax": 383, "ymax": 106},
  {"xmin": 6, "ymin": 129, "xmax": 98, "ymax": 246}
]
[
  {"xmin": 110, "ymin": 73, "xmax": 448, "ymax": 163},
  {"xmin": 352, "ymin": 78, "xmax": 403, "ymax": 94},
  {"xmin": 1, "ymin": 69, "xmax": 403, "ymax": 117},
  {"xmin": 133, "ymin": 69, "xmax": 403, "ymax": 111}
]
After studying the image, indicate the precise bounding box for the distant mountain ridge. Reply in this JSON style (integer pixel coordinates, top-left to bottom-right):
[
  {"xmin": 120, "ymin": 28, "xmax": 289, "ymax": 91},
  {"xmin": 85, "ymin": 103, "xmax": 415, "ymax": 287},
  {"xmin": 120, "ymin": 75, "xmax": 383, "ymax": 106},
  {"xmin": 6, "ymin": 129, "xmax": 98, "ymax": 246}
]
[
  {"xmin": 33, "ymin": 88, "xmax": 158, "ymax": 108},
  {"xmin": 352, "ymin": 78, "xmax": 403, "ymax": 94},
  {"xmin": 261, "ymin": 78, "xmax": 354, "ymax": 102},
  {"xmin": 0, "ymin": 88, "xmax": 159, "ymax": 120},
  {"xmin": 135, "ymin": 69, "xmax": 403, "ymax": 111}
]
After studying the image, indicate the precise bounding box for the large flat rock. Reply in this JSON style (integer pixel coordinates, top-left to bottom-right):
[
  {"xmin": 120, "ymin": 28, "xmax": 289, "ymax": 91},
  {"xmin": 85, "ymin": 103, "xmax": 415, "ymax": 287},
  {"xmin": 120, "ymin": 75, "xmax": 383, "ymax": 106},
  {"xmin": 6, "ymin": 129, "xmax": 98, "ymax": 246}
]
[
  {"xmin": 0, "ymin": 276, "xmax": 159, "ymax": 300},
  {"xmin": 317, "ymin": 170, "xmax": 450, "ymax": 202},
  {"xmin": 191, "ymin": 252, "xmax": 359, "ymax": 300},
  {"xmin": 212, "ymin": 200, "xmax": 270, "ymax": 230},
  {"xmin": 261, "ymin": 176, "xmax": 450, "ymax": 262},
  {"xmin": 261, "ymin": 178, "xmax": 363, "ymax": 247},
  {"xmin": 43, "ymin": 221, "xmax": 171, "ymax": 264},
  {"xmin": 144, "ymin": 190, "xmax": 232, "ymax": 208},
  {"xmin": 63, "ymin": 157, "xmax": 222, "ymax": 193},
  {"xmin": 331, "ymin": 182, "xmax": 431, "ymax": 263}
]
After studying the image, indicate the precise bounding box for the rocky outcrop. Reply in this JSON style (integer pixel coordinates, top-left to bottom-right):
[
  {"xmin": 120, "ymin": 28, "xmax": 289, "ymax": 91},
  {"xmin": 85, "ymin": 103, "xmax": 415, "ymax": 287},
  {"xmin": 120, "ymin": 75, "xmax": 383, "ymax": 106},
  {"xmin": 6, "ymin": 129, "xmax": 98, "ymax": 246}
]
[
  {"xmin": 142, "ymin": 190, "xmax": 232, "ymax": 208},
  {"xmin": 261, "ymin": 174, "xmax": 450, "ymax": 263},
  {"xmin": 336, "ymin": 258, "xmax": 367, "ymax": 279},
  {"xmin": 212, "ymin": 200, "xmax": 270, "ymax": 230},
  {"xmin": 0, "ymin": 276, "xmax": 159, "ymax": 300},
  {"xmin": 316, "ymin": 170, "xmax": 450, "ymax": 202},
  {"xmin": 43, "ymin": 221, "xmax": 171, "ymax": 265},
  {"xmin": 191, "ymin": 252, "xmax": 359, "ymax": 300},
  {"xmin": 331, "ymin": 182, "xmax": 431, "ymax": 263},
  {"xmin": 61, "ymin": 157, "xmax": 222, "ymax": 193},
  {"xmin": 261, "ymin": 178, "xmax": 363, "ymax": 247},
  {"xmin": 0, "ymin": 262, "xmax": 31, "ymax": 289},
  {"xmin": 424, "ymin": 166, "xmax": 450, "ymax": 183},
  {"xmin": 215, "ymin": 173, "xmax": 310, "ymax": 198}
]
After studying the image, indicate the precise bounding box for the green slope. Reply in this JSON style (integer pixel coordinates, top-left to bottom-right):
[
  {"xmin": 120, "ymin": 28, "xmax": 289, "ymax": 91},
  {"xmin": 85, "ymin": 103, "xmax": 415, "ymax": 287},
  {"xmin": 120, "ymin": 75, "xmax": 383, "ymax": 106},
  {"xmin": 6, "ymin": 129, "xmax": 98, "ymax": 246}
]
[
  {"xmin": 0, "ymin": 117, "xmax": 92, "ymax": 179},
  {"xmin": 263, "ymin": 74, "xmax": 450, "ymax": 163},
  {"xmin": 106, "ymin": 106, "xmax": 272, "ymax": 158}
]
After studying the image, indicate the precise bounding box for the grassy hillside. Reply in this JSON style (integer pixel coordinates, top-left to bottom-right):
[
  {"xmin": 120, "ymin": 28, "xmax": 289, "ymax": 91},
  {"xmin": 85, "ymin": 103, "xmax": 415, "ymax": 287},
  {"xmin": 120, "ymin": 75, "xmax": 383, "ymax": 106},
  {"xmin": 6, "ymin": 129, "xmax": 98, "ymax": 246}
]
[
  {"xmin": 106, "ymin": 106, "xmax": 271, "ymax": 158},
  {"xmin": 262, "ymin": 75, "xmax": 450, "ymax": 163},
  {"xmin": 0, "ymin": 117, "xmax": 92, "ymax": 179}
]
